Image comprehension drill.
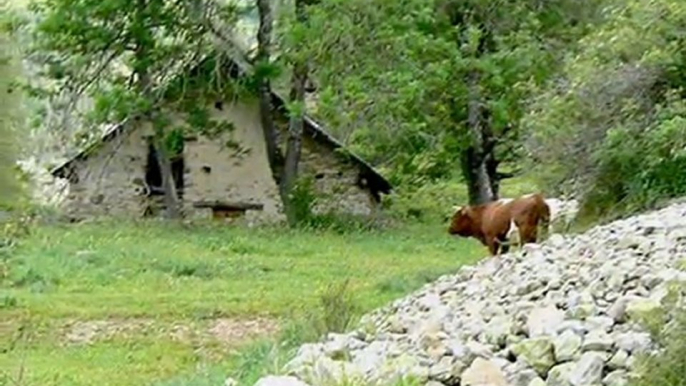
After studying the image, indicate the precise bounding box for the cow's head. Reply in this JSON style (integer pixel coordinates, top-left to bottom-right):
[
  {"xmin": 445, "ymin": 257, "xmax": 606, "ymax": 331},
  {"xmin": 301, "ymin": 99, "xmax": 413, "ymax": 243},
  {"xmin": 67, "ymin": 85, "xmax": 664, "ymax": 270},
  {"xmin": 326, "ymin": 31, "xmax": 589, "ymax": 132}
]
[{"xmin": 448, "ymin": 205, "xmax": 476, "ymax": 237}]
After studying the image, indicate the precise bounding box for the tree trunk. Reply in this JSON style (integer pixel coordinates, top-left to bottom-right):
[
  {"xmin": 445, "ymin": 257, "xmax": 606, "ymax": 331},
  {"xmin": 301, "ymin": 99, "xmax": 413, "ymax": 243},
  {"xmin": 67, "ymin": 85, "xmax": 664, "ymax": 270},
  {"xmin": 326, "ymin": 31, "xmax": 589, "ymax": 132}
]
[
  {"xmin": 134, "ymin": 0, "xmax": 181, "ymax": 219},
  {"xmin": 464, "ymin": 69, "xmax": 497, "ymax": 205},
  {"xmin": 281, "ymin": 0, "xmax": 309, "ymax": 226},
  {"xmin": 256, "ymin": 0, "xmax": 284, "ymax": 185},
  {"xmin": 152, "ymin": 134, "xmax": 181, "ymax": 218}
]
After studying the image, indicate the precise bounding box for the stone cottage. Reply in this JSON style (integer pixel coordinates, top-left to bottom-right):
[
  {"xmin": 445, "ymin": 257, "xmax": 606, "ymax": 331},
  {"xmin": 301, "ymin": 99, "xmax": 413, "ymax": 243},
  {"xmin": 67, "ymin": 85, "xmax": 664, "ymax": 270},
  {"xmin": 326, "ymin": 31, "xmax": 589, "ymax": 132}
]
[{"xmin": 50, "ymin": 56, "xmax": 392, "ymax": 224}]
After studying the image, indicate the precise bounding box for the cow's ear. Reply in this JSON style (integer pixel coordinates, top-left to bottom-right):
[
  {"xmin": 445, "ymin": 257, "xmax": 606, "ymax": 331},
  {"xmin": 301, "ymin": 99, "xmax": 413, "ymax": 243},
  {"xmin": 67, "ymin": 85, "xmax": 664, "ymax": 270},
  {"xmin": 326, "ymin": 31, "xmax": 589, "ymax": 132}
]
[{"xmin": 452, "ymin": 205, "xmax": 462, "ymax": 213}]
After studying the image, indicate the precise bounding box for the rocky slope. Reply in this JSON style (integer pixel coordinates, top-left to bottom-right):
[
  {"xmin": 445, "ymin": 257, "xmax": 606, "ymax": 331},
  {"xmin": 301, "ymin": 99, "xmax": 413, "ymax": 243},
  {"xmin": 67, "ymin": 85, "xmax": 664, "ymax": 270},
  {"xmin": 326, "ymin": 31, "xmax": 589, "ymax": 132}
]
[{"xmin": 256, "ymin": 201, "xmax": 686, "ymax": 386}]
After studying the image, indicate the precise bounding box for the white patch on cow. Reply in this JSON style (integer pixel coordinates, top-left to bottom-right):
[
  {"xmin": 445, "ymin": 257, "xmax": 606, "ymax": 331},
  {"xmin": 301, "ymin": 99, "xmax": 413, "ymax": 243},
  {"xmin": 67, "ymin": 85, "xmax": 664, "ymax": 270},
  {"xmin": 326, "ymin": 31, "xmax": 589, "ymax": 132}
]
[
  {"xmin": 506, "ymin": 219, "xmax": 520, "ymax": 246},
  {"xmin": 497, "ymin": 198, "xmax": 514, "ymax": 205}
]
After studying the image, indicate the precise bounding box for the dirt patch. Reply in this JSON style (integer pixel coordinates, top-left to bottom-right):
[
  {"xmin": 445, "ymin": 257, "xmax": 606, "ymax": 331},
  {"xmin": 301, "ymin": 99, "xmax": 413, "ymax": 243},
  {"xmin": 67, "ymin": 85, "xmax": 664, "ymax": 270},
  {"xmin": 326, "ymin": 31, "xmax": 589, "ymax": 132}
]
[
  {"xmin": 63, "ymin": 318, "xmax": 155, "ymax": 345},
  {"xmin": 61, "ymin": 317, "xmax": 280, "ymax": 347},
  {"xmin": 207, "ymin": 317, "xmax": 280, "ymax": 345}
]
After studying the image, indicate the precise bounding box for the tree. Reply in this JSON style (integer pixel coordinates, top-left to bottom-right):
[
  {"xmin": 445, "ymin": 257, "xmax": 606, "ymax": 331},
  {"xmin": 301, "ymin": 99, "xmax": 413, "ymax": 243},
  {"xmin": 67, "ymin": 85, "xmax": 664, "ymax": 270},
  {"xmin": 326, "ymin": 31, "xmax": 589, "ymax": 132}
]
[
  {"xmin": 0, "ymin": 4, "xmax": 25, "ymax": 209},
  {"xmin": 255, "ymin": 0, "xmax": 315, "ymax": 226},
  {"xmin": 256, "ymin": 0, "xmax": 285, "ymax": 189},
  {"xmin": 24, "ymin": 0, "xmax": 240, "ymax": 218},
  {"xmin": 299, "ymin": 0, "xmax": 601, "ymax": 204}
]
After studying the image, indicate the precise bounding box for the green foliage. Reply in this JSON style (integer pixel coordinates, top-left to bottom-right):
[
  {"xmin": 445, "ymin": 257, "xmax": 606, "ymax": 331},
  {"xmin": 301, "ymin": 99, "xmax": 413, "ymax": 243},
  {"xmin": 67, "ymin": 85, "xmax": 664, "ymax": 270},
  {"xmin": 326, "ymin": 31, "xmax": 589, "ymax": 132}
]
[
  {"xmin": 288, "ymin": 174, "xmax": 319, "ymax": 225},
  {"xmin": 629, "ymin": 282, "xmax": 686, "ymax": 386},
  {"xmin": 0, "ymin": 4, "xmax": 25, "ymax": 211},
  {"xmin": 525, "ymin": 0, "xmax": 686, "ymax": 220},
  {"xmin": 284, "ymin": 175, "xmax": 381, "ymax": 233},
  {"xmin": 385, "ymin": 173, "xmax": 539, "ymax": 223},
  {"xmin": 23, "ymin": 0, "xmax": 243, "ymax": 157},
  {"xmin": 308, "ymin": 278, "xmax": 361, "ymax": 336},
  {"xmin": 299, "ymin": 0, "xmax": 601, "ymax": 188}
]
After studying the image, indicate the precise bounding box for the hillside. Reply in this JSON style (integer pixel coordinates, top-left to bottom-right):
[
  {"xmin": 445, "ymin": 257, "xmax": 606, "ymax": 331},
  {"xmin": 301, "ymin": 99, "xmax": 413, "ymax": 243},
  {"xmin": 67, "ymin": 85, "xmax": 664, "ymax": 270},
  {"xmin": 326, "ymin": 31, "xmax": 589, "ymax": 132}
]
[{"xmin": 255, "ymin": 200, "xmax": 686, "ymax": 386}]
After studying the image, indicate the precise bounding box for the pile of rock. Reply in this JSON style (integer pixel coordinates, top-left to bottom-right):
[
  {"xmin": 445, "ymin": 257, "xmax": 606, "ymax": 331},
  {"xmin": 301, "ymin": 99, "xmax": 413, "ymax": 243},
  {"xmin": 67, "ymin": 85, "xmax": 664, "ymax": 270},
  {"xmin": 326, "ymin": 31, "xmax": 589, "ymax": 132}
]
[{"xmin": 255, "ymin": 202, "xmax": 686, "ymax": 386}]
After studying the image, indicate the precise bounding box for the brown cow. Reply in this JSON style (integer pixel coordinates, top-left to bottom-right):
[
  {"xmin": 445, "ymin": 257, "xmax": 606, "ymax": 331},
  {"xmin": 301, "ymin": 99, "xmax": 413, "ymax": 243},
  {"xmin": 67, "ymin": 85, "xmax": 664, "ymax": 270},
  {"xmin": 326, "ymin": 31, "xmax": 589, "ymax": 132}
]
[{"xmin": 448, "ymin": 193, "xmax": 551, "ymax": 256}]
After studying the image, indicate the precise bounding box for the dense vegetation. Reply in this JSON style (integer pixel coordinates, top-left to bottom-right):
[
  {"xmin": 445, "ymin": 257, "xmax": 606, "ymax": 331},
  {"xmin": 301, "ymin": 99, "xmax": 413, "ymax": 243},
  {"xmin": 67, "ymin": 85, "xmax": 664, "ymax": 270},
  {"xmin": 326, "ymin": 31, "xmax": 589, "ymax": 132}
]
[
  {"xmin": 2, "ymin": 0, "xmax": 686, "ymax": 385},
  {"xmin": 4, "ymin": 0, "xmax": 686, "ymax": 221},
  {"xmin": 0, "ymin": 0, "xmax": 24, "ymax": 211}
]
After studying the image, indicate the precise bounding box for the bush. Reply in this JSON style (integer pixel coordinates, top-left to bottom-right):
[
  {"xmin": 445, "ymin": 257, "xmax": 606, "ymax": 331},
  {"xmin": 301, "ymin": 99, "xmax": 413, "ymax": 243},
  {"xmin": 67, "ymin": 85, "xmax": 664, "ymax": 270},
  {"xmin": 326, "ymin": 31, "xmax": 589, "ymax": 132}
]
[
  {"xmin": 629, "ymin": 282, "xmax": 686, "ymax": 386},
  {"xmin": 289, "ymin": 175, "xmax": 391, "ymax": 234},
  {"xmin": 524, "ymin": 0, "xmax": 686, "ymax": 222},
  {"xmin": 302, "ymin": 278, "xmax": 362, "ymax": 338}
]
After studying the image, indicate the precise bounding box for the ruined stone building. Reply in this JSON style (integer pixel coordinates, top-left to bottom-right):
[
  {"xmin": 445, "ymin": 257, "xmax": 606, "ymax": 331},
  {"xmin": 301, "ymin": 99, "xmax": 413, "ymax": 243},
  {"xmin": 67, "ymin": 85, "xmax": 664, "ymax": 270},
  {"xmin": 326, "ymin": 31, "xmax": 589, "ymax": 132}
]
[{"xmin": 50, "ymin": 56, "xmax": 392, "ymax": 224}]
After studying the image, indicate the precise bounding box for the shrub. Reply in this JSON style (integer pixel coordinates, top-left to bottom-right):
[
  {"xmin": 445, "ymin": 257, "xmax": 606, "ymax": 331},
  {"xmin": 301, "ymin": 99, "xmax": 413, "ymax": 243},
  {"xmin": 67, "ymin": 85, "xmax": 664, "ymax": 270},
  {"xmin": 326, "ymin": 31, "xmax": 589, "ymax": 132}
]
[
  {"xmin": 288, "ymin": 175, "xmax": 391, "ymax": 234},
  {"xmin": 628, "ymin": 281, "xmax": 686, "ymax": 386},
  {"xmin": 289, "ymin": 175, "xmax": 319, "ymax": 227},
  {"xmin": 524, "ymin": 0, "xmax": 686, "ymax": 222},
  {"xmin": 307, "ymin": 278, "xmax": 362, "ymax": 337}
]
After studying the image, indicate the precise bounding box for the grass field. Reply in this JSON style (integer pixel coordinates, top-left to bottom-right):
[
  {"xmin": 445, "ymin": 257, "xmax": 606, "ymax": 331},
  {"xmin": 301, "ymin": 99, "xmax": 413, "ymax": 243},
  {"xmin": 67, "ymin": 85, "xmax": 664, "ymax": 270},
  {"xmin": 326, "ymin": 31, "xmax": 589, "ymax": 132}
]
[{"xmin": 0, "ymin": 218, "xmax": 485, "ymax": 386}]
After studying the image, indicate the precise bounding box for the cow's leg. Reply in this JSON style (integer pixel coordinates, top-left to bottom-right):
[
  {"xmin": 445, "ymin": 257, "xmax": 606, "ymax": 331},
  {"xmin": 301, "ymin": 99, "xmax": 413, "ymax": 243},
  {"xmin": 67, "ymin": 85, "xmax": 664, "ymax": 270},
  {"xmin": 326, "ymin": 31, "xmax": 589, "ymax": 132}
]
[
  {"xmin": 495, "ymin": 233, "xmax": 511, "ymax": 255},
  {"xmin": 499, "ymin": 239, "xmax": 511, "ymax": 255},
  {"xmin": 507, "ymin": 220, "xmax": 521, "ymax": 251},
  {"xmin": 519, "ymin": 222, "xmax": 538, "ymax": 245},
  {"xmin": 486, "ymin": 237, "xmax": 499, "ymax": 256}
]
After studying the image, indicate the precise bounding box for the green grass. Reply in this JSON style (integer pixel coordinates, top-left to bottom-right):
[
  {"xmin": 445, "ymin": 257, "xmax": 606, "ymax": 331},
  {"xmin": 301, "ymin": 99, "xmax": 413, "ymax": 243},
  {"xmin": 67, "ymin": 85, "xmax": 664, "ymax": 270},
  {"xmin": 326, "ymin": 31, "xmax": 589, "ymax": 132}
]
[{"xmin": 0, "ymin": 219, "xmax": 484, "ymax": 386}]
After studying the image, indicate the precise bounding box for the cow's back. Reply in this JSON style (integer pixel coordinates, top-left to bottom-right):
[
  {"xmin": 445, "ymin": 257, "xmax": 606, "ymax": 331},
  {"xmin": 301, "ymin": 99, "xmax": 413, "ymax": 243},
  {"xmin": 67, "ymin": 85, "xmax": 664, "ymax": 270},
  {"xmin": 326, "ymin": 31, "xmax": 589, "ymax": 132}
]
[{"xmin": 480, "ymin": 200, "xmax": 515, "ymax": 237}]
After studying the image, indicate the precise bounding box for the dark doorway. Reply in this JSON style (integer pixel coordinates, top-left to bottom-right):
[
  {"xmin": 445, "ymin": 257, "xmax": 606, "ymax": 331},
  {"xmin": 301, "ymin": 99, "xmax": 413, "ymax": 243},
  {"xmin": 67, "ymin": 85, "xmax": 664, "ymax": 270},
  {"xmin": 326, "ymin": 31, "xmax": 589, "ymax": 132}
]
[{"xmin": 144, "ymin": 143, "xmax": 185, "ymax": 198}]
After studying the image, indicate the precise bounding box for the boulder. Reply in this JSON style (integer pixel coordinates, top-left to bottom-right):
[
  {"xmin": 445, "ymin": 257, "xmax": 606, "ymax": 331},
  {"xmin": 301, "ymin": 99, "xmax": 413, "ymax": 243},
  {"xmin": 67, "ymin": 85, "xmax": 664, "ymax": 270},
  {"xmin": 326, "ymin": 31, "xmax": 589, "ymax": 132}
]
[
  {"xmin": 461, "ymin": 358, "xmax": 508, "ymax": 386},
  {"xmin": 511, "ymin": 337, "xmax": 556, "ymax": 376}
]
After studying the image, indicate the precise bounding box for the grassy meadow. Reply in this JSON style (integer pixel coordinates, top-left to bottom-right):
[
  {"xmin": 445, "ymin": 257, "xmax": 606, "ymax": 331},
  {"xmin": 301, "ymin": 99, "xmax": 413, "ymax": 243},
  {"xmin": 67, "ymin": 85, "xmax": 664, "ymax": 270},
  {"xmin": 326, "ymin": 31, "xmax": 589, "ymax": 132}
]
[{"xmin": 0, "ymin": 216, "xmax": 485, "ymax": 386}]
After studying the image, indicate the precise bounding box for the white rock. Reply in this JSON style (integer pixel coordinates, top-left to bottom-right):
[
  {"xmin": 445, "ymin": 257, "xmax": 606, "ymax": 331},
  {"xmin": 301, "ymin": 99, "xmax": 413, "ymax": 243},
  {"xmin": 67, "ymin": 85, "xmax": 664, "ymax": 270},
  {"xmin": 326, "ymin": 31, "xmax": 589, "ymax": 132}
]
[
  {"xmin": 603, "ymin": 370, "xmax": 629, "ymax": 386},
  {"xmin": 508, "ymin": 367, "xmax": 540, "ymax": 386},
  {"xmin": 527, "ymin": 306, "xmax": 566, "ymax": 337},
  {"xmin": 556, "ymin": 320, "xmax": 587, "ymax": 336},
  {"xmin": 465, "ymin": 340, "xmax": 494, "ymax": 360},
  {"xmin": 553, "ymin": 330, "xmax": 582, "ymax": 362},
  {"xmin": 253, "ymin": 376, "xmax": 311, "ymax": 386},
  {"xmin": 569, "ymin": 352, "xmax": 605, "ymax": 386},
  {"xmin": 529, "ymin": 377, "xmax": 546, "ymax": 386},
  {"xmin": 484, "ymin": 316, "xmax": 513, "ymax": 347},
  {"xmin": 607, "ymin": 349, "xmax": 630, "ymax": 370},
  {"xmin": 511, "ymin": 337, "xmax": 555, "ymax": 377},
  {"xmin": 607, "ymin": 297, "xmax": 629, "ymax": 322},
  {"xmin": 614, "ymin": 332, "xmax": 653, "ymax": 355},
  {"xmin": 585, "ymin": 316, "xmax": 614, "ymax": 332},
  {"xmin": 428, "ymin": 356, "xmax": 465, "ymax": 382},
  {"xmin": 461, "ymin": 358, "xmax": 508, "ymax": 386},
  {"xmin": 546, "ymin": 362, "xmax": 575, "ymax": 386},
  {"xmin": 582, "ymin": 330, "xmax": 614, "ymax": 352}
]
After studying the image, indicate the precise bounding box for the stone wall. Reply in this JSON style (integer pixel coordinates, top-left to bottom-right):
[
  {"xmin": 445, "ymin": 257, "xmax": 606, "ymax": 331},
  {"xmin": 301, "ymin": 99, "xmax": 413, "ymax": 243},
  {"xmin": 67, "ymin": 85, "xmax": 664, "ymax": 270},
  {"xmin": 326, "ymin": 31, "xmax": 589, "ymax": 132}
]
[
  {"xmin": 181, "ymin": 98, "xmax": 285, "ymax": 224},
  {"xmin": 296, "ymin": 136, "xmax": 378, "ymax": 217},
  {"xmin": 272, "ymin": 116, "xmax": 379, "ymax": 218},
  {"xmin": 57, "ymin": 122, "xmax": 152, "ymax": 219}
]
